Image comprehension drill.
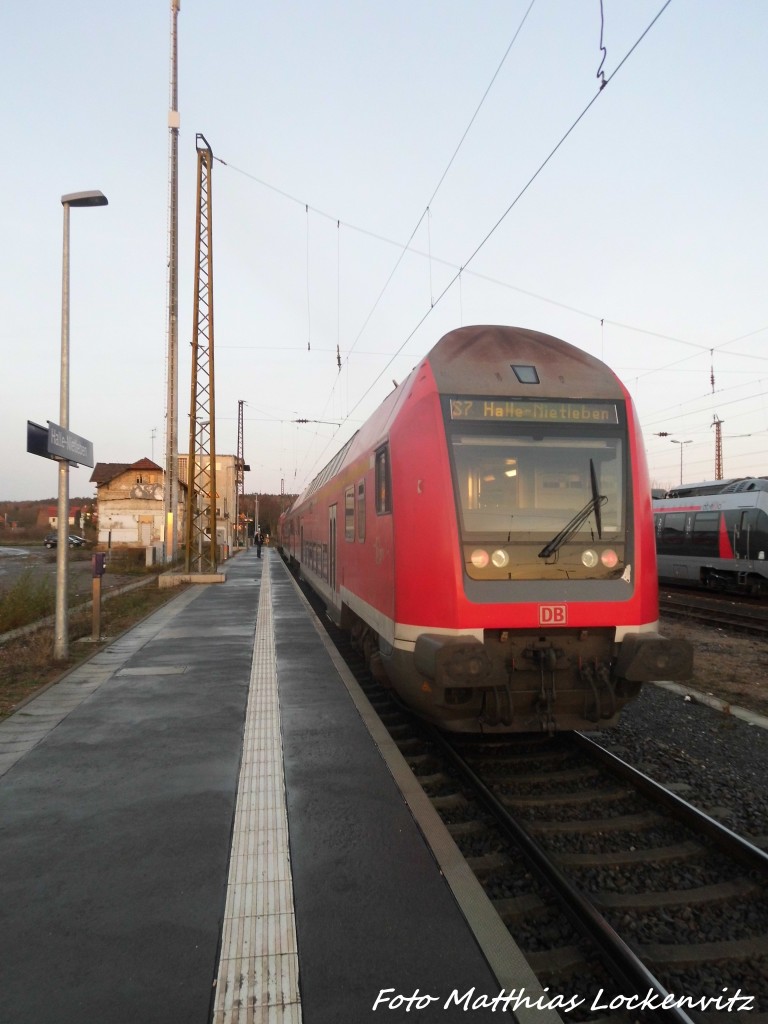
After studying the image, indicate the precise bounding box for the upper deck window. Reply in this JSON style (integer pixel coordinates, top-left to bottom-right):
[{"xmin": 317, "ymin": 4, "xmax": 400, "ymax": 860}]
[
  {"xmin": 375, "ymin": 445, "xmax": 391, "ymax": 514},
  {"xmin": 344, "ymin": 486, "xmax": 355, "ymax": 541},
  {"xmin": 357, "ymin": 479, "xmax": 366, "ymax": 540}
]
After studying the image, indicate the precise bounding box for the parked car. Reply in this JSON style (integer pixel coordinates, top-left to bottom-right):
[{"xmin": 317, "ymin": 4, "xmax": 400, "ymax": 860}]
[{"xmin": 44, "ymin": 533, "xmax": 86, "ymax": 549}]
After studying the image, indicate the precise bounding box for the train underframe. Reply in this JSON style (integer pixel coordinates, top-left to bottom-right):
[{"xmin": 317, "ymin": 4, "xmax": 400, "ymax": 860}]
[
  {"xmin": 699, "ymin": 565, "xmax": 768, "ymax": 598},
  {"xmin": 348, "ymin": 613, "xmax": 691, "ymax": 734},
  {"xmin": 282, "ymin": 553, "xmax": 691, "ymax": 733}
]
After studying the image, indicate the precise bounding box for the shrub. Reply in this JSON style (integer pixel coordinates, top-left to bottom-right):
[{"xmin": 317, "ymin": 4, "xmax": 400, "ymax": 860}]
[{"xmin": 0, "ymin": 572, "xmax": 55, "ymax": 632}]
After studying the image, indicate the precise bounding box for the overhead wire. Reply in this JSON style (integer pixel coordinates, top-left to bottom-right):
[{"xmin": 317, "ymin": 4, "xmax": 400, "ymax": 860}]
[
  {"xmin": 215, "ymin": 0, "xmax": 760, "ymax": 491},
  {"xmin": 345, "ymin": 0, "xmax": 676, "ymax": 421},
  {"xmin": 285, "ymin": 1, "xmax": 541, "ymax": 486},
  {"xmin": 214, "ymin": 1, "xmax": 537, "ymax": 366},
  {"xmin": 343, "ymin": 3, "xmax": 542, "ymax": 368},
  {"xmin": 296, "ymin": 2, "xmax": 677, "ymax": 487}
]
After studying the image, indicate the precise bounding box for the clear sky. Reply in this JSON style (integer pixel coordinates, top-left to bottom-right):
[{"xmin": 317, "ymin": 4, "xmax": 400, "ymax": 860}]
[{"xmin": 2, "ymin": 1, "xmax": 766, "ymax": 502}]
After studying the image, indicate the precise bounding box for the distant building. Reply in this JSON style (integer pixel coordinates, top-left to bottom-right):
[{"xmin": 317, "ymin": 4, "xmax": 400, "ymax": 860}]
[
  {"xmin": 37, "ymin": 505, "xmax": 83, "ymax": 529},
  {"xmin": 90, "ymin": 454, "xmax": 241, "ymax": 557},
  {"xmin": 90, "ymin": 458, "xmax": 181, "ymax": 553}
]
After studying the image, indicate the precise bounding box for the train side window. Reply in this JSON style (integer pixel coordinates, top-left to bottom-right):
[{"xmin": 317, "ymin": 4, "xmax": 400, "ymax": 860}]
[
  {"xmin": 660, "ymin": 512, "xmax": 686, "ymax": 547},
  {"xmin": 375, "ymin": 445, "xmax": 392, "ymax": 514},
  {"xmin": 357, "ymin": 479, "xmax": 366, "ymax": 541},
  {"xmin": 691, "ymin": 511, "xmax": 719, "ymax": 550},
  {"xmin": 344, "ymin": 486, "xmax": 355, "ymax": 541}
]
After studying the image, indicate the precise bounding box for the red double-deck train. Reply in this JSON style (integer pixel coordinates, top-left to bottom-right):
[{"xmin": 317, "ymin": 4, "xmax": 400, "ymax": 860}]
[{"xmin": 278, "ymin": 325, "xmax": 691, "ymax": 733}]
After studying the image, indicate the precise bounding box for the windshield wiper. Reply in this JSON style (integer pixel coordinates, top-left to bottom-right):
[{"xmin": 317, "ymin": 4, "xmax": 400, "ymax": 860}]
[
  {"xmin": 538, "ymin": 459, "xmax": 606, "ymax": 560},
  {"xmin": 590, "ymin": 457, "xmax": 603, "ymax": 539}
]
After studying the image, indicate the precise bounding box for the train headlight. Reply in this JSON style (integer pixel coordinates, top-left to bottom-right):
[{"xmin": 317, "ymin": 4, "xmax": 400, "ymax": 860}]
[
  {"xmin": 491, "ymin": 549, "xmax": 509, "ymax": 568},
  {"xmin": 581, "ymin": 549, "xmax": 599, "ymax": 568},
  {"xmin": 601, "ymin": 549, "xmax": 619, "ymax": 568},
  {"xmin": 470, "ymin": 549, "xmax": 489, "ymax": 568}
]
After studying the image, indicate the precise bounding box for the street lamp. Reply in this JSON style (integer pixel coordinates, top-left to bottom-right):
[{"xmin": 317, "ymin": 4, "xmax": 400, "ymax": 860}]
[
  {"xmin": 54, "ymin": 190, "xmax": 108, "ymax": 661},
  {"xmin": 670, "ymin": 439, "xmax": 692, "ymax": 486}
]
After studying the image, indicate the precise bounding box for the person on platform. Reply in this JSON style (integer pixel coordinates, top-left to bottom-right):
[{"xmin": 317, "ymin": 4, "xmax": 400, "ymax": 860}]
[{"xmin": 255, "ymin": 528, "xmax": 264, "ymax": 559}]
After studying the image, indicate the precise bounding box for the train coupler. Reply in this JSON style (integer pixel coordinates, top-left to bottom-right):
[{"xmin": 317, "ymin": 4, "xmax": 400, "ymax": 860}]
[
  {"xmin": 480, "ymin": 684, "xmax": 514, "ymax": 727},
  {"xmin": 579, "ymin": 661, "xmax": 616, "ymax": 722}
]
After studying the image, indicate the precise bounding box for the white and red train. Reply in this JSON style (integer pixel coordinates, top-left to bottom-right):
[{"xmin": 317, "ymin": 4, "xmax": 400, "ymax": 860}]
[
  {"xmin": 278, "ymin": 325, "xmax": 691, "ymax": 733},
  {"xmin": 653, "ymin": 478, "xmax": 768, "ymax": 595}
]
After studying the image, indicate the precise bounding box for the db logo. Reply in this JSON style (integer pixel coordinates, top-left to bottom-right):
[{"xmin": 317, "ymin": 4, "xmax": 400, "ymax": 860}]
[{"xmin": 539, "ymin": 604, "xmax": 567, "ymax": 625}]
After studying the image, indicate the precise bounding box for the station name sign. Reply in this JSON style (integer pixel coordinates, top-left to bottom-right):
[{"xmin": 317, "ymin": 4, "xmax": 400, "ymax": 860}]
[
  {"xmin": 27, "ymin": 420, "xmax": 94, "ymax": 468},
  {"xmin": 449, "ymin": 398, "xmax": 618, "ymax": 425}
]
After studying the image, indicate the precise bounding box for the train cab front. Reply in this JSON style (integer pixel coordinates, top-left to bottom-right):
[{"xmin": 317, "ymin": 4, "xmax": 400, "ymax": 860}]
[{"xmin": 385, "ymin": 382, "xmax": 692, "ymax": 733}]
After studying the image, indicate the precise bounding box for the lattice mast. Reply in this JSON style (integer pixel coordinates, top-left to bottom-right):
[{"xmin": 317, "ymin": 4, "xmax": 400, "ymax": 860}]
[
  {"xmin": 184, "ymin": 134, "xmax": 217, "ymax": 572},
  {"xmin": 712, "ymin": 414, "xmax": 724, "ymax": 480},
  {"xmin": 236, "ymin": 399, "xmax": 245, "ymax": 546},
  {"xmin": 163, "ymin": 0, "xmax": 180, "ymax": 563}
]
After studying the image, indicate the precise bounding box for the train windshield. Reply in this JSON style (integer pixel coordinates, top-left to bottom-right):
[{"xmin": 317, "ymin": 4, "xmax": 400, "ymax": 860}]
[{"xmin": 447, "ymin": 429, "xmax": 626, "ymax": 581}]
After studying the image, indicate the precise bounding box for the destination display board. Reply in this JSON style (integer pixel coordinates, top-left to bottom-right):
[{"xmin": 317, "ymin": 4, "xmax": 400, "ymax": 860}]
[{"xmin": 449, "ymin": 398, "xmax": 619, "ymax": 425}]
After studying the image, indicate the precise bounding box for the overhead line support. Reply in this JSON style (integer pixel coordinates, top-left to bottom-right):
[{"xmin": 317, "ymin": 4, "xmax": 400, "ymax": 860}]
[{"xmin": 185, "ymin": 134, "xmax": 218, "ymax": 573}]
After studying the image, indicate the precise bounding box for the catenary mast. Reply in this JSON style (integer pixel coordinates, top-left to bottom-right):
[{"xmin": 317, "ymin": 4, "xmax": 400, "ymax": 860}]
[
  {"xmin": 163, "ymin": 0, "xmax": 180, "ymax": 562},
  {"xmin": 184, "ymin": 135, "xmax": 217, "ymax": 572}
]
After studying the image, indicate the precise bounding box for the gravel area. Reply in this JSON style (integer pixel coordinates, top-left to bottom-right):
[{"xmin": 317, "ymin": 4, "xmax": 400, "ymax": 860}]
[{"xmin": 588, "ymin": 681, "xmax": 768, "ymax": 843}]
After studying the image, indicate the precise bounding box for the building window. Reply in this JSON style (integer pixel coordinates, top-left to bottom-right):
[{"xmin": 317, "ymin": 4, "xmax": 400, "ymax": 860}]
[
  {"xmin": 375, "ymin": 445, "xmax": 391, "ymax": 514},
  {"xmin": 357, "ymin": 480, "xmax": 366, "ymax": 541}
]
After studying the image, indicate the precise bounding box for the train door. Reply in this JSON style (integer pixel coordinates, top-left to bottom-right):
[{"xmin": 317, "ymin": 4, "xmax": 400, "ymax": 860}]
[
  {"xmin": 329, "ymin": 504, "xmax": 337, "ymax": 591},
  {"xmin": 734, "ymin": 509, "xmax": 759, "ymax": 560}
]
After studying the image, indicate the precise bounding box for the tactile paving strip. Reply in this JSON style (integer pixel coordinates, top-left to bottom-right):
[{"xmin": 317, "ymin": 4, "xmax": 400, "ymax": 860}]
[{"xmin": 212, "ymin": 554, "xmax": 302, "ymax": 1024}]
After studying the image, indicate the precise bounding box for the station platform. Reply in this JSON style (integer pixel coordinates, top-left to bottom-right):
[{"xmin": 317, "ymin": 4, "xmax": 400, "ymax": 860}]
[{"xmin": 0, "ymin": 549, "xmax": 560, "ymax": 1024}]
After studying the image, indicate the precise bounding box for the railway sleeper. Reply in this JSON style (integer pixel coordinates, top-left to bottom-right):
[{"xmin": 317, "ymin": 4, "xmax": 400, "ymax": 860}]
[
  {"xmin": 464, "ymin": 851, "xmax": 508, "ymax": 877},
  {"xmin": 525, "ymin": 945, "xmax": 592, "ymax": 978},
  {"xmin": 430, "ymin": 792, "xmax": 469, "ymax": 813},
  {"xmin": 527, "ymin": 811, "xmax": 664, "ymax": 835},
  {"xmin": 592, "ymin": 878, "xmax": 763, "ymax": 911},
  {"xmin": 555, "ymin": 839, "xmax": 701, "ymax": 868},
  {"xmin": 641, "ymin": 936, "xmax": 768, "ymax": 968},
  {"xmin": 499, "ymin": 786, "xmax": 633, "ymax": 810},
  {"xmin": 484, "ymin": 764, "xmax": 602, "ymax": 785},
  {"xmin": 445, "ymin": 820, "xmax": 489, "ymax": 839},
  {"xmin": 493, "ymin": 892, "xmax": 548, "ymax": 924}
]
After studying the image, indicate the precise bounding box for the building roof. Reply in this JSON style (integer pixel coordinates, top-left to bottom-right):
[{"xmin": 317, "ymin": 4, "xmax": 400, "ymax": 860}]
[{"xmin": 90, "ymin": 458, "xmax": 163, "ymax": 486}]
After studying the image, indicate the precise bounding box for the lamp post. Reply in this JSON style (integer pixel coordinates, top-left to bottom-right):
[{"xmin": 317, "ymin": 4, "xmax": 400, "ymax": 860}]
[
  {"xmin": 54, "ymin": 190, "xmax": 108, "ymax": 661},
  {"xmin": 670, "ymin": 439, "xmax": 692, "ymax": 486}
]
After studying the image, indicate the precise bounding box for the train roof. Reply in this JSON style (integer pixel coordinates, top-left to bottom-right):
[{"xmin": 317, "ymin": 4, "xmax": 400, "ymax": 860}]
[
  {"xmin": 426, "ymin": 325, "xmax": 625, "ymax": 399},
  {"xmin": 287, "ymin": 325, "xmax": 629, "ymax": 513},
  {"xmin": 663, "ymin": 477, "xmax": 768, "ymax": 498}
]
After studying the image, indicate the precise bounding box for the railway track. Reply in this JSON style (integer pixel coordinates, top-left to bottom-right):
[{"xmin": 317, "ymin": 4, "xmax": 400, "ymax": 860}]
[
  {"xmin": 383, "ymin": 712, "xmax": 768, "ymax": 1023},
  {"xmin": 295, "ymin": 569, "xmax": 768, "ymax": 1020},
  {"xmin": 426, "ymin": 728, "xmax": 768, "ymax": 1022},
  {"xmin": 660, "ymin": 589, "xmax": 768, "ymax": 637},
  {"xmin": 303, "ymin": 592, "xmax": 768, "ymax": 1022}
]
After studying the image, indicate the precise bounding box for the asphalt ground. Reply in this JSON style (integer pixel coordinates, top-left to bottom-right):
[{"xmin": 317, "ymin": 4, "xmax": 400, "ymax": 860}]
[{"xmin": 0, "ymin": 549, "xmax": 526, "ymax": 1024}]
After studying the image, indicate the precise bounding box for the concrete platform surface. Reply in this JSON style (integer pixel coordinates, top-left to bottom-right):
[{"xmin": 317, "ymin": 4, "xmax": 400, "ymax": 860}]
[{"xmin": 0, "ymin": 549, "xmax": 551, "ymax": 1024}]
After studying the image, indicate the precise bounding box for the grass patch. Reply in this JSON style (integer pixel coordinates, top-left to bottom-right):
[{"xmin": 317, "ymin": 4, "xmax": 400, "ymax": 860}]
[
  {"xmin": 0, "ymin": 583, "xmax": 187, "ymax": 719},
  {"xmin": 0, "ymin": 571, "xmax": 55, "ymax": 631}
]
